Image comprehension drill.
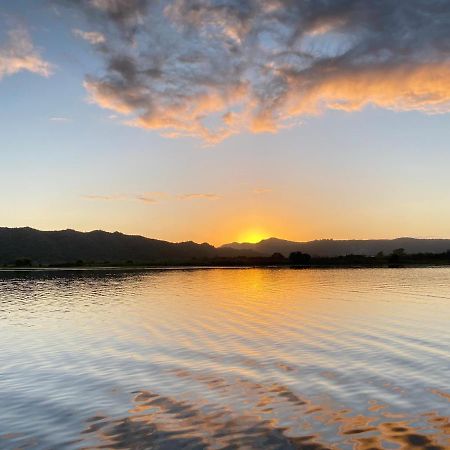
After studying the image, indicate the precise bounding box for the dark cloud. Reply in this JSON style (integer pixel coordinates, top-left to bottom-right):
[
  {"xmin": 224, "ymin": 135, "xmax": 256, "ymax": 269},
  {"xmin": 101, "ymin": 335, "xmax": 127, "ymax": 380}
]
[
  {"xmin": 65, "ymin": 0, "xmax": 450, "ymax": 142},
  {"xmin": 64, "ymin": 0, "xmax": 149, "ymax": 34}
]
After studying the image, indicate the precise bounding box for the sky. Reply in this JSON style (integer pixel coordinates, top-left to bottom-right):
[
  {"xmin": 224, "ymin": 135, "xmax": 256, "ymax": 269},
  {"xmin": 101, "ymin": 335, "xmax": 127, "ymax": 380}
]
[{"xmin": 1, "ymin": 0, "xmax": 450, "ymax": 246}]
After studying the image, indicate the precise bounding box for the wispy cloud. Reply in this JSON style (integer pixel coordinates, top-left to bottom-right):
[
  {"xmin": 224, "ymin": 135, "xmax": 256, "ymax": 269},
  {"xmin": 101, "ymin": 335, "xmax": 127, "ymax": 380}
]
[
  {"xmin": 135, "ymin": 195, "xmax": 157, "ymax": 204},
  {"xmin": 83, "ymin": 191, "xmax": 220, "ymax": 203},
  {"xmin": 82, "ymin": 194, "xmax": 127, "ymax": 201},
  {"xmin": 178, "ymin": 193, "xmax": 221, "ymax": 201},
  {"xmin": 50, "ymin": 116, "xmax": 71, "ymax": 122},
  {"xmin": 0, "ymin": 25, "xmax": 52, "ymax": 80},
  {"xmin": 134, "ymin": 192, "xmax": 170, "ymax": 204},
  {"xmin": 72, "ymin": 28, "xmax": 106, "ymax": 45},
  {"xmin": 64, "ymin": 0, "xmax": 450, "ymax": 143}
]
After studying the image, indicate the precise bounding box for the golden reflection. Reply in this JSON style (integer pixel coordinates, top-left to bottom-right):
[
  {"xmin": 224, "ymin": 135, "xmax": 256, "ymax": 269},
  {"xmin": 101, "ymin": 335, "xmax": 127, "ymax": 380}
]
[{"xmin": 83, "ymin": 379, "xmax": 450, "ymax": 450}]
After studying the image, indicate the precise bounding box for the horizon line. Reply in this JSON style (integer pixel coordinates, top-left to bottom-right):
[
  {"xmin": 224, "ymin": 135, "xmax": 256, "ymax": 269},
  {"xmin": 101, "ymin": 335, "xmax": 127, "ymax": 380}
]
[{"xmin": 1, "ymin": 226, "xmax": 450, "ymax": 248}]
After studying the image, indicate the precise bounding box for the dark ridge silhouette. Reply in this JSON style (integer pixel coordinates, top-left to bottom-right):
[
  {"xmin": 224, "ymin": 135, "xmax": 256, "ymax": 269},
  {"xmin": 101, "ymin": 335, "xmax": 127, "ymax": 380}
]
[
  {"xmin": 1, "ymin": 227, "xmax": 449, "ymax": 267},
  {"xmin": 0, "ymin": 227, "xmax": 257, "ymax": 265},
  {"xmin": 221, "ymin": 236, "xmax": 450, "ymax": 257}
]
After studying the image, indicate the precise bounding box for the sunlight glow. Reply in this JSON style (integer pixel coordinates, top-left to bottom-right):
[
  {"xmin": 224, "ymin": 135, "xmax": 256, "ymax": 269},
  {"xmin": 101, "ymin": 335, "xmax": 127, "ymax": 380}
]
[{"xmin": 237, "ymin": 230, "xmax": 270, "ymax": 244}]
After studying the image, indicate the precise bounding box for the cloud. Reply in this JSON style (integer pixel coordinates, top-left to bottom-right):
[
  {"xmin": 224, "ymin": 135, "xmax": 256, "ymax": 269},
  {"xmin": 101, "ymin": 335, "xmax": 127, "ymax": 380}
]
[
  {"xmin": 135, "ymin": 195, "xmax": 158, "ymax": 204},
  {"xmin": 73, "ymin": 28, "xmax": 106, "ymax": 44},
  {"xmin": 178, "ymin": 193, "xmax": 221, "ymax": 200},
  {"xmin": 50, "ymin": 116, "xmax": 71, "ymax": 122},
  {"xmin": 83, "ymin": 191, "xmax": 219, "ymax": 203},
  {"xmin": 83, "ymin": 193, "xmax": 158, "ymax": 203},
  {"xmin": 63, "ymin": 0, "xmax": 149, "ymax": 37},
  {"xmin": 62, "ymin": 1, "xmax": 450, "ymax": 143},
  {"xmin": 82, "ymin": 194, "xmax": 127, "ymax": 201},
  {"xmin": 135, "ymin": 192, "xmax": 169, "ymax": 203},
  {"xmin": 0, "ymin": 25, "xmax": 52, "ymax": 80}
]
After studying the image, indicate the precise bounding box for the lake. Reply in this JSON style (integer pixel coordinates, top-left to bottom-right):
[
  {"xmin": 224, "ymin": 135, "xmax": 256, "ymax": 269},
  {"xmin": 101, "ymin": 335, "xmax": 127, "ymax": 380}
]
[{"xmin": 0, "ymin": 268, "xmax": 449, "ymax": 449}]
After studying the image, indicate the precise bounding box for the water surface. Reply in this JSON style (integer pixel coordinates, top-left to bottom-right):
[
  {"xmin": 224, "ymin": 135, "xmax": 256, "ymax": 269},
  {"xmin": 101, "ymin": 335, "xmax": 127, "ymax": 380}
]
[{"xmin": 1, "ymin": 268, "xmax": 449, "ymax": 449}]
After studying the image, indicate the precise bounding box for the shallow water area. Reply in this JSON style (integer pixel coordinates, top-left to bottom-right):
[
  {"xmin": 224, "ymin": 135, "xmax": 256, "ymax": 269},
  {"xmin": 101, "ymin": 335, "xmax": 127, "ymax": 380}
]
[{"xmin": 0, "ymin": 267, "xmax": 449, "ymax": 449}]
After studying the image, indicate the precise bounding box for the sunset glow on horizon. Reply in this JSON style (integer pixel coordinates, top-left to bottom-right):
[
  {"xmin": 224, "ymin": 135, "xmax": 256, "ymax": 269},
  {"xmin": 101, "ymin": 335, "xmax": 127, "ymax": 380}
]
[
  {"xmin": 236, "ymin": 230, "xmax": 271, "ymax": 245},
  {"xmin": 1, "ymin": 1, "xmax": 450, "ymax": 245}
]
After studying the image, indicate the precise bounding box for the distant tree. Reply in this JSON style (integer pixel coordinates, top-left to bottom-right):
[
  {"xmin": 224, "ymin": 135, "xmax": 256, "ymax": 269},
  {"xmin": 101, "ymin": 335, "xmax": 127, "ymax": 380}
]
[
  {"xmin": 15, "ymin": 258, "xmax": 32, "ymax": 267},
  {"xmin": 270, "ymin": 252, "xmax": 285, "ymax": 262},
  {"xmin": 389, "ymin": 248, "xmax": 405, "ymax": 264},
  {"xmin": 289, "ymin": 251, "xmax": 311, "ymax": 265},
  {"xmin": 375, "ymin": 251, "xmax": 384, "ymax": 259},
  {"xmin": 389, "ymin": 254, "xmax": 399, "ymax": 263}
]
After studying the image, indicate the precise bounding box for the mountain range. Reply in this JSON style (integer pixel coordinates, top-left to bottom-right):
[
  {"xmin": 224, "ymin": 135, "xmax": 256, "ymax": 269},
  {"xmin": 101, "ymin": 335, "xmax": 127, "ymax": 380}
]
[
  {"xmin": 221, "ymin": 237, "xmax": 450, "ymax": 257},
  {"xmin": 0, "ymin": 227, "xmax": 252, "ymax": 265},
  {"xmin": 1, "ymin": 227, "xmax": 450, "ymax": 265}
]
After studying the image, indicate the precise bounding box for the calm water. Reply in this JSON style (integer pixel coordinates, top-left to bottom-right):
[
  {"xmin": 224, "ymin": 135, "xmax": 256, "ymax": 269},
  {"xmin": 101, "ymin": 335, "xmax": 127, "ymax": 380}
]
[{"xmin": 0, "ymin": 268, "xmax": 449, "ymax": 449}]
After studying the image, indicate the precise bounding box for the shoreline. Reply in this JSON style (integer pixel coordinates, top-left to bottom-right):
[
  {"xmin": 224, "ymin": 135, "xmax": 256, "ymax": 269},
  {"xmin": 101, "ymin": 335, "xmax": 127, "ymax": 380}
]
[{"xmin": 1, "ymin": 263, "xmax": 450, "ymax": 272}]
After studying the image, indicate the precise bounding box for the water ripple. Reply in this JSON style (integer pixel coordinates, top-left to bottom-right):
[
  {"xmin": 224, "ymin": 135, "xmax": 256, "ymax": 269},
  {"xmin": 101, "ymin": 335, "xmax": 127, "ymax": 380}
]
[{"xmin": 0, "ymin": 268, "xmax": 449, "ymax": 449}]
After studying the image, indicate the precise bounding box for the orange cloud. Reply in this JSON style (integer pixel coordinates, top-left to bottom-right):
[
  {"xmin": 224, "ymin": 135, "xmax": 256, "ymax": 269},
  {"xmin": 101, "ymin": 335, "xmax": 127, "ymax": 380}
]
[
  {"xmin": 135, "ymin": 195, "xmax": 158, "ymax": 204},
  {"xmin": 84, "ymin": 78, "xmax": 143, "ymax": 115},
  {"xmin": 0, "ymin": 26, "xmax": 52, "ymax": 80},
  {"xmin": 83, "ymin": 191, "xmax": 220, "ymax": 203},
  {"xmin": 135, "ymin": 192, "xmax": 170, "ymax": 204},
  {"xmin": 178, "ymin": 193, "xmax": 221, "ymax": 201},
  {"xmin": 85, "ymin": 60, "xmax": 450, "ymax": 143},
  {"xmin": 82, "ymin": 194, "xmax": 127, "ymax": 201},
  {"xmin": 286, "ymin": 62, "xmax": 450, "ymax": 117}
]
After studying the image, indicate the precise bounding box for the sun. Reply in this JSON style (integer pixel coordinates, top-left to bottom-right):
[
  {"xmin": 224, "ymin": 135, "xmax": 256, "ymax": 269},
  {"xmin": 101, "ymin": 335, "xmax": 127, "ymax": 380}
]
[{"xmin": 237, "ymin": 230, "xmax": 269, "ymax": 244}]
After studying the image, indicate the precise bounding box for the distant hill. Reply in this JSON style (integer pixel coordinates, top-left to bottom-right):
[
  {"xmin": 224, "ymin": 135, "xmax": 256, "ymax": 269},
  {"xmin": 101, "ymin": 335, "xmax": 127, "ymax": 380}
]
[
  {"xmin": 0, "ymin": 227, "xmax": 256, "ymax": 265},
  {"xmin": 2, "ymin": 228, "xmax": 449, "ymax": 266},
  {"xmin": 221, "ymin": 237, "xmax": 450, "ymax": 257}
]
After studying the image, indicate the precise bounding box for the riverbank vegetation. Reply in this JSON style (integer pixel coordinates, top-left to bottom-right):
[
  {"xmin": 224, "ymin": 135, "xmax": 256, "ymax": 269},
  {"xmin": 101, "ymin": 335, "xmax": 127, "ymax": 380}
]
[{"xmin": 4, "ymin": 249, "xmax": 450, "ymax": 269}]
